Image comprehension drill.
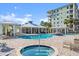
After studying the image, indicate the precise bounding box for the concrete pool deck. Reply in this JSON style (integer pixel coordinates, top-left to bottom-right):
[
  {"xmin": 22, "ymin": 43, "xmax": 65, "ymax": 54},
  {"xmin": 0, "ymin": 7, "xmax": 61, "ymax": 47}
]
[{"xmin": 0, "ymin": 35, "xmax": 79, "ymax": 56}]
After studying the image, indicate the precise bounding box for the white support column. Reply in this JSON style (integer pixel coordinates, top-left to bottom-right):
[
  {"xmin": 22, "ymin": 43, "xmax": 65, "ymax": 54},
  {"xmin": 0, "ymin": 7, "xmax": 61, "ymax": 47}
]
[
  {"xmin": 47, "ymin": 28, "xmax": 48, "ymax": 33},
  {"xmin": 46, "ymin": 28, "xmax": 48, "ymax": 33},
  {"xmin": 56, "ymin": 28, "xmax": 58, "ymax": 33},
  {"xmin": 34, "ymin": 28, "xmax": 35, "ymax": 34},
  {"xmin": 13, "ymin": 25, "xmax": 16, "ymax": 37},
  {"xmin": 20, "ymin": 25, "xmax": 22, "ymax": 34},
  {"xmin": 38, "ymin": 28, "xmax": 40, "ymax": 34},
  {"xmin": 24, "ymin": 28, "xmax": 26, "ymax": 33},
  {"xmin": 36, "ymin": 28, "xmax": 38, "ymax": 34},
  {"xmin": 50, "ymin": 28, "xmax": 51, "ymax": 33},
  {"xmin": 31, "ymin": 27, "xmax": 32, "ymax": 34},
  {"xmin": 35, "ymin": 28, "xmax": 36, "ymax": 34},
  {"xmin": 35, "ymin": 28, "xmax": 37, "ymax": 34},
  {"xmin": 65, "ymin": 28, "xmax": 66, "ymax": 35},
  {"xmin": 40, "ymin": 28, "xmax": 41, "ymax": 33},
  {"xmin": 37, "ymin": 28, "xmax": 38, "ymax": 34},
  {"xmin": 33, "ymin": 28, "xmax": 34, "ymax": 34}
]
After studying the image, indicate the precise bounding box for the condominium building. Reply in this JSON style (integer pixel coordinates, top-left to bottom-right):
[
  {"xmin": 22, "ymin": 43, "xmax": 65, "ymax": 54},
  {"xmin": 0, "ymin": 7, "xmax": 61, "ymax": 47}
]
[{"xmin": 47, "ymin": 3, "xmax": 79, "ymax": 33}]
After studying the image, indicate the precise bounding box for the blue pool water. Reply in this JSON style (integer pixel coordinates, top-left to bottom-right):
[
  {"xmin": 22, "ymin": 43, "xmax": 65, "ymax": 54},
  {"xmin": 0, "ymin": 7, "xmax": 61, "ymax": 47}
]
[
  {"xmin": 20, "ymin": 45, "xmax": 55, "ymax": 56},
  {"xmin": 18, "ymin": 34, "xmax": 56, "ymax": 40}
]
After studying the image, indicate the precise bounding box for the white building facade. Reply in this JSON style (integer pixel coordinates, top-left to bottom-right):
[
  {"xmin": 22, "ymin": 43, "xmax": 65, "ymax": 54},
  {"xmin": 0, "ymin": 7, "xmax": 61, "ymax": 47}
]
[{"xmin": 48, "ymin": 3, "xmax": 79, "ymax": 33}]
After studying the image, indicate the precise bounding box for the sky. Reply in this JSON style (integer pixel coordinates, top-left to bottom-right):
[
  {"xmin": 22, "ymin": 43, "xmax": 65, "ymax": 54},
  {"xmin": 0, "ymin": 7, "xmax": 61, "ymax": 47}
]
[{"xmin": 0, "ymin": 3, "xmax": 79, "ymax": 25}]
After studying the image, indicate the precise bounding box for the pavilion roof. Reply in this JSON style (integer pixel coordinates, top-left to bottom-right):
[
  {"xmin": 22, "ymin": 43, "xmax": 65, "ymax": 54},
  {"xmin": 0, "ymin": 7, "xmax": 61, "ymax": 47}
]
[{"xmin": 22, "ymin": 21, "xmax": 46, "ymax": 28}]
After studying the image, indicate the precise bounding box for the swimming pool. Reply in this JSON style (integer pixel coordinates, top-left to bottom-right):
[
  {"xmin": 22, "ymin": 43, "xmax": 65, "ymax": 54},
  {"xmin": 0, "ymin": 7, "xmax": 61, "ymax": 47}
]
[
  {"xmin": 20, "ymin": 45, "xmax": 55, "ymax": 56},
  {"xmin": 17, "ymin": 34, "xmax": 56, "ymax": 40}
]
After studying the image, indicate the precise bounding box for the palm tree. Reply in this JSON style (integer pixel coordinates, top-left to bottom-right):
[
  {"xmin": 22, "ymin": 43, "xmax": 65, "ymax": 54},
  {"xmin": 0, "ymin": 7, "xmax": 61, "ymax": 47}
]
[
  {"xmin": 40, "ymin": 21, "xmax": 48, "ymax": 27},
  {"xmin": 64, "ymin": 19, "xmax": 76, "ymax": 32},
  {"xmin": 40, "ymin": 21, "xmax": 52, "ymax": 33},
  {"xmin": 68, "ymin": 19, "xmax": 75, "ymax": 31},
  {"xmin": 47, "ymin": 10, "xmax": 53, "ymax": 33},
  {"xmin": 64, "ymin": 19, "xmax": 70, "ymax": 33},
  {"xmin": 47, "ymin": 22, "xmax": 52, "ymax": 33},
  {"xmin": 40, "ymin": 21, "xmax": 44, "ymax": 26},
  {"xmin": 40, "ymin": 10, "xmax": 53, "ymax": 33},
  {"xmin": 64, "ymin": 19, "xmax": 69, "ymax": 26}
]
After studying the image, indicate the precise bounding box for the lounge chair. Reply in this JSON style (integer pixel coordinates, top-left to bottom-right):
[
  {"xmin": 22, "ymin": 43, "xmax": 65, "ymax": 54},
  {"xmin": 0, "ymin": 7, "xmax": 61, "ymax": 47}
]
[
  {"xmin": 70, "ymin": 44, "xmax": 79, "ymax": 51},
  {"xmin": 0, "ymin": 35, "xmax": 10, "ymax": 40},
  {"xmin": 63, "ymin": 42, "xmax": 71, "ymax": 49},
  {"xmin": 74, "ymin": 39, "xmax": 79, "ymax": 44},
  {"xmin": 70, "ymin": 38, "xmax": 79, "ymax": 51},
  {"xmin": 63, "ymin": 38, "xmax": 79, "ymax": 51},
  {"xmin": 0, "ymin": 43, "xmax": 14, "ymax": 56},
  {"xmin": 0, "ymin": 49, "xmax": 14, "ymax": 56}
]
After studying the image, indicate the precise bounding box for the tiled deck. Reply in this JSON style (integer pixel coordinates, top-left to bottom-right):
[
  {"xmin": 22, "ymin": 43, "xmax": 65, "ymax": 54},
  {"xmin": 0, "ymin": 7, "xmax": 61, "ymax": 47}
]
[{"xmin": 0, "ymin": 35, "xmax": 79, "ymax": 56}]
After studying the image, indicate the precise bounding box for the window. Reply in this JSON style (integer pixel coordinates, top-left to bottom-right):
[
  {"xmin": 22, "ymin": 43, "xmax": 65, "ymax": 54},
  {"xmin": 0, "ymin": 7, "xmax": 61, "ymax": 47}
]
[
  {"xmin": 54, "ymin": 22, "xmax": 55, "ymax": 24},
  {"xmin": 57, "ymin": 18, "xmax": 59, "ymax": 20},
  {"xmin": 54, "ymin": 18, "xmax": 55, "ymax": 20},
  {"xmin": 67, "ymin": 11, "xmax": 69, "ymax": 13},
  {"xmin": 61, "ymin": 8, "xmax": 62, "ymax": 10},
  {"xmin": 70, "ymin": 18, "xmax": 73, "ymax": 19},
  {"xmin": 70, "ymin": 15, "xmax": 73, "ymax": 18},
  {"xmin": 67, "ymin": 6, "xmax": 69, "ymax": 9},
  {"xmin": 57, "ymin": 22, "xmax": 59, "ymax": 24},
  {"xmin": 70, "ymin": 10, "xmax": 73, "ymax": 13},
  {"xmin": 57, "ymin": 14, "xmax": 59, "ymax": 16},
  {"xmin": 57, "ymin": 9, "xmax": 59, "ymax": 12},
  {"xmin": 57, "ymin": 25, "xmax": 60, "ymax": 27},
  {"xmin": 67, "ymin": 16, "xmax": 69, "ymax": 18},
  {"xmin": 54, "ymin": 14, "xmax": 55, "ymax": 16},
  {"xmin": 70, "ymin": 4, "xmax": 73, "ymax": 9},
  {"xmin": 54, "ymin": 10, "xmax": 55, "ymax": 13}
]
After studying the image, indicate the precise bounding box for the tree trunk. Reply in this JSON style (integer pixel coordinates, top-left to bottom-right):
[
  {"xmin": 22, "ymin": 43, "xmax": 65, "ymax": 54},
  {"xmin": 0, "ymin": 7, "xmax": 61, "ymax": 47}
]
[
  {"xmin": 73, "ymin": 24, "xmax": 75, "ymax": 32},
  {"xmin": 66, "ymin": 25, "xmax": 69, "ymax": 34}
]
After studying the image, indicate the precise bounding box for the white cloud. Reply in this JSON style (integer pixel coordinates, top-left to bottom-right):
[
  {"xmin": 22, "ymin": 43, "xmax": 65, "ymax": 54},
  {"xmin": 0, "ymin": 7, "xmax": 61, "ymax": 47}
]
[
  {"xmin": 15, "ymin": 17, "xmax": 32, "ymax": 24},
  {"xmin": 0, "ymin": 13, "xmax": 32, "ymax": 24},
  {"xmin": 11, "ymin": 13, "xmax": 15, "ymax": 17},
  {"xmin": 24, "ymin": 17, "xmax": 32, "ymax": 22},
  {"xmin": 14, "ymin": 6, "xmax": 17, "ymax": 10},
  {"xmin": 25, "ymin": 14, "xmax": 32, "ymax": 17},
  {"xmin": 0, "ymin": 15, "xmax": 14, "ymax": 22},
  {"xmin": 40, "ymin": 18, "xmax": 48, "ymax": 22}
]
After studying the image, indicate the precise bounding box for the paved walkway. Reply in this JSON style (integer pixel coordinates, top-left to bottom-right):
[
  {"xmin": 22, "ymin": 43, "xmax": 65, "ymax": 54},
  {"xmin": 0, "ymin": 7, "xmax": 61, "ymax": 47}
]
[{"xmin": 0, "ymin": 35, "xmax": 79, "ymax": 56}]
